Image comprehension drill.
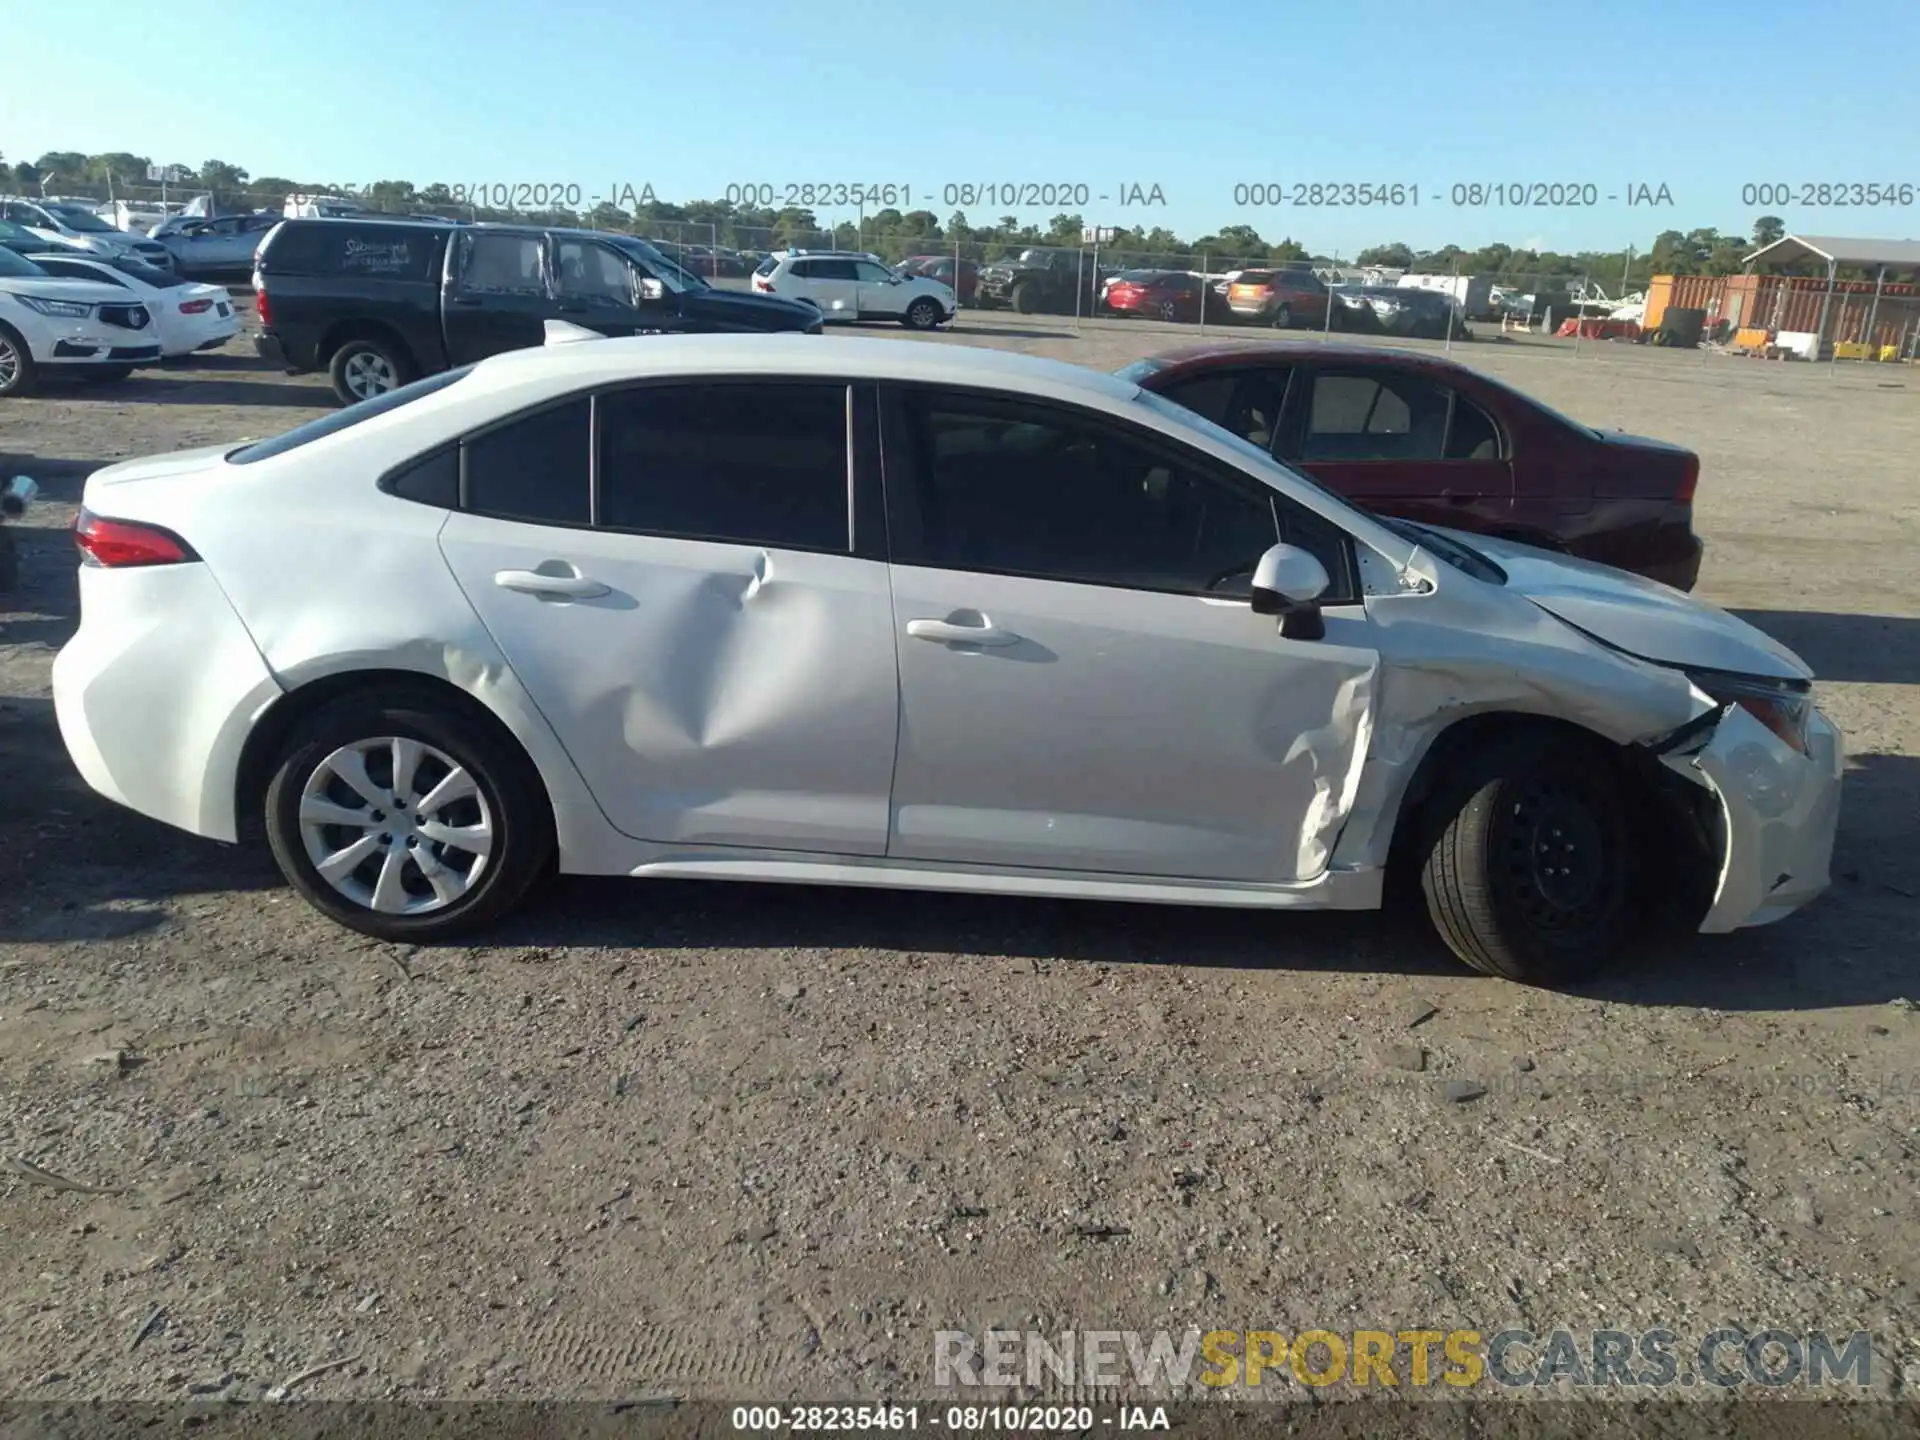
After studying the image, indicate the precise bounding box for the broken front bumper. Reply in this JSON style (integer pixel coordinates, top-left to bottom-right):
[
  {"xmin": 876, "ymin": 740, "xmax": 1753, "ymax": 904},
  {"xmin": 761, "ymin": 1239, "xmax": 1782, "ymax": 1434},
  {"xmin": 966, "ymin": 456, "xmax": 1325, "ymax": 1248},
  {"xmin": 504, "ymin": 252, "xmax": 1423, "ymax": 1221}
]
[{"xmin": 1659, "ymin": 703, "xmax": 1843, "ymax": 932}]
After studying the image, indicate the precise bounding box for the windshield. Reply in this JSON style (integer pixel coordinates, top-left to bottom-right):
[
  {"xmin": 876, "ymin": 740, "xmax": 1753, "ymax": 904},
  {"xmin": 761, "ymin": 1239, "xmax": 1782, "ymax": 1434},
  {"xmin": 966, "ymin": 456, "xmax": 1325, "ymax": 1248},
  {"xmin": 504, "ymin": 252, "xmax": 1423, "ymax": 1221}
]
[
  {"xmin": 46, "ymin": 204, "xmax": 116, "ymax": 234},
  {"xmin": 0, "ymin": 249, "xmax": 48, "ymax": 277},
  {"xmin": 611, "ymin": 236, "xmax": 706, "ymax": 292},
  {"xmin": 110, "ymin": 255, "xmax": 191, "ymax": 288}
]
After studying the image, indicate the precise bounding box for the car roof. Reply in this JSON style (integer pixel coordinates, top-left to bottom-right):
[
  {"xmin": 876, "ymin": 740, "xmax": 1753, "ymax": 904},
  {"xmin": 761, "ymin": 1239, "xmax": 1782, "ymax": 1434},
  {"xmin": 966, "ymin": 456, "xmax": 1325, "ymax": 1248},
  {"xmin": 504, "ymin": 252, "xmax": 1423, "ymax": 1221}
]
[
  {"xmin": 1139, "ymin": 339, "xmax": 1467, "ymax": 371},
  {"xmin": 470, "ymin": 332, "xmax": 1143, "ymax": 404}
]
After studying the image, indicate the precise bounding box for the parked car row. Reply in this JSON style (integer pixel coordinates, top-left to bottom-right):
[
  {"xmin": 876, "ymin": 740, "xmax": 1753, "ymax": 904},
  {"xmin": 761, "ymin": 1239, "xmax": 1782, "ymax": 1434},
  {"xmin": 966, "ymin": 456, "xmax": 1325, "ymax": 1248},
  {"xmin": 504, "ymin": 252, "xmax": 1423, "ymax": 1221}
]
[
  {"xmin": 0, "ymin": 244, "xmax": 242, "ymax": 396},
  {"xmin": 49, "ymin": 325, "xmax": 1836, "ymax": 989},
  {"xmin": 251, "ymin": 216, "xmax": 825, "ymax": 404}
]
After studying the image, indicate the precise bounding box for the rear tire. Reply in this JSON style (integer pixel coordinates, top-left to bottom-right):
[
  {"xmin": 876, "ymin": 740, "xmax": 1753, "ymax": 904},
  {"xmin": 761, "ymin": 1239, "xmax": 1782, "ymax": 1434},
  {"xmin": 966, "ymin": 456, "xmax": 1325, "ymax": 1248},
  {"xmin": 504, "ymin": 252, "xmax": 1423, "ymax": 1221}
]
[
  {"xmin": 1271, "ymin": 302, "xmax": 1293, "ymax": 329},
  {"xmin": 328, "ymin": 337, "xmax": 411, "ymax": 406},
  {"xmin": 902, "ymin": 297, "xmax": 943, "ymax": 330},
  {"xmin": 264, "ymin": 692, "xmax": 554, "ymax": 942},
  {"xmin": 1417, "ymin": 731, "xmax": 1637, "ymax": 985},
  {"xmin": 0, "ymin": 325, "xmax": 38, "ymax": 397}
]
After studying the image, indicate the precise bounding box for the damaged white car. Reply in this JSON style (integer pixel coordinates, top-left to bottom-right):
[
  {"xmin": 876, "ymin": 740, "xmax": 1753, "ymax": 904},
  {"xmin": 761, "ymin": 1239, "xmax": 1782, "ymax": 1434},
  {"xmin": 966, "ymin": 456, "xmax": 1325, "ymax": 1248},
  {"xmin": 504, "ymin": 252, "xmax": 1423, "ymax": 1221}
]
[{"xmin": 51, "ymin": 330, "xmax": 1842, "ymax": 984}]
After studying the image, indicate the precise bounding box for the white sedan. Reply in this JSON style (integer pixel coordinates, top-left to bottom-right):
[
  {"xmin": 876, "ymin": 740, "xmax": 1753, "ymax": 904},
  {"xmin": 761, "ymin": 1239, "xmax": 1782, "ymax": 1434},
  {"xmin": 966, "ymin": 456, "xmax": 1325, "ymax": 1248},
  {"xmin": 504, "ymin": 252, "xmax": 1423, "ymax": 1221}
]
[
  {"xmin": 51, "ymin": 329, "xmax": 1842, "ymax": 985},
  {"xmin": 25, "ymin": 252, "xmax": 239, "ymax": 358}
]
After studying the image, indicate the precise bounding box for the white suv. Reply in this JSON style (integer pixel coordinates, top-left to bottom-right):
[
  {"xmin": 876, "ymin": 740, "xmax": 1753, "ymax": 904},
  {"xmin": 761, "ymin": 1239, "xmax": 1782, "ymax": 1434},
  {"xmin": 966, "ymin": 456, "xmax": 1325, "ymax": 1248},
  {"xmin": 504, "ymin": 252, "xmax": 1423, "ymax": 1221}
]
[
  {"xmin": 752, "ymin": 251, "xmax": 953, "ymax": 329},
  {"xmin": 0, "ymin": 249, "xmax": 163, "ymax": 395}
]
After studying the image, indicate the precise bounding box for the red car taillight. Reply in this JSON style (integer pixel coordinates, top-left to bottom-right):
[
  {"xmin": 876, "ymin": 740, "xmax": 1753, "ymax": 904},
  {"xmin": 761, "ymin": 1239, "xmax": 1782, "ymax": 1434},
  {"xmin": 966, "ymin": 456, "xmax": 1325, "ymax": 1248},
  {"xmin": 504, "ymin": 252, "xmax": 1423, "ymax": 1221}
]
[
  {"xmin": 179, "ymin": 298, "xmax": 214, "ymax": 314},
  {"xmin": 253, "ymin": 277, "xmax": 272, "ymax": 328},
  {"xmin": 72, "ymin": 509, "xmax": 197, "ymax": 569},
  {"xmin": 1675, "ymin": 454, "xmax": 1700, "ymax": 504}
]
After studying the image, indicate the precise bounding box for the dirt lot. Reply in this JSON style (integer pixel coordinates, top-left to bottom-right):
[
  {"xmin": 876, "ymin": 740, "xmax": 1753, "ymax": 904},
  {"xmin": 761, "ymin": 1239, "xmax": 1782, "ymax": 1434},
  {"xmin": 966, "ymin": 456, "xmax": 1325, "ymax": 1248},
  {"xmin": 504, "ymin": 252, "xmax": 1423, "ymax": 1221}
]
[{"xmin": 2, "ymin": 303, "xmax": 1918, "ymax": 1410}]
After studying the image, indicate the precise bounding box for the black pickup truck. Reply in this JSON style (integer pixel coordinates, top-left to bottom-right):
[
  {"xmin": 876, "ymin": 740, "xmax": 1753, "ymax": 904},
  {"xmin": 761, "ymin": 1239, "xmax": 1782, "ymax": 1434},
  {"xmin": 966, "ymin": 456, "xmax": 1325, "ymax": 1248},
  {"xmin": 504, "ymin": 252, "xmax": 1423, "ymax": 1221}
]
[{"xmin": 253, "ymin": 218, "xmax": 823, "ymax": 404}]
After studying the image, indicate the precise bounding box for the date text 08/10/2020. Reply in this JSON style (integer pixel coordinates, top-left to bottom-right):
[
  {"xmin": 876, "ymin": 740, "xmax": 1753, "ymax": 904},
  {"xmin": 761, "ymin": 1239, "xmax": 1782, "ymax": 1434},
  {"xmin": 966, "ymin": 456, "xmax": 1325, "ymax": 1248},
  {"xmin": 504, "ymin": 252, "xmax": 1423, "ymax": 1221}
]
[{"xmin": 443, "ymin": 183, "xmax": 1172, "ymax": 212}]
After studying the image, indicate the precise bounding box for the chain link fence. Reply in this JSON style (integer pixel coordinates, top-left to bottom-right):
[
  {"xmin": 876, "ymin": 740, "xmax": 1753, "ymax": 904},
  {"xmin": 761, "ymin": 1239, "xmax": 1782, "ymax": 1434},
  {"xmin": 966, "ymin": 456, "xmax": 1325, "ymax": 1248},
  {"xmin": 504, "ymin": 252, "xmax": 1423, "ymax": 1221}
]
[{"xmin": 35, "ymin": 177, "xmax": 1912, "ymax": 365}]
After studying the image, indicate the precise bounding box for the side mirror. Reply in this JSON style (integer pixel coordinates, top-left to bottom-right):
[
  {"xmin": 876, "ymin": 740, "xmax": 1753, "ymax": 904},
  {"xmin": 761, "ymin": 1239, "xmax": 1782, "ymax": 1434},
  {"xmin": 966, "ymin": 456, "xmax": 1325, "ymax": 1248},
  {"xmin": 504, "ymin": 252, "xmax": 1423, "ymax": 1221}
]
[
  {"xmin": 1250, "ymin": 543, "xmax": 1331, "ymax": 639},
  {"xmin": 637, "ymin": 278, "xmax": 666, "ymax": 303}
]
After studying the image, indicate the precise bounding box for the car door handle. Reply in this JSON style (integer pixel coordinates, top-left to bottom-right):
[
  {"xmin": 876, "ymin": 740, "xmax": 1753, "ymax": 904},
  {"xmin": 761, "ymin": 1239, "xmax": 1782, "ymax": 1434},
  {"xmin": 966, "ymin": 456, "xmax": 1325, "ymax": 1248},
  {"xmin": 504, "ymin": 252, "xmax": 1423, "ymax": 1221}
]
[
  {"xmin": 1441, "ymin": 490, "xmax": 1475, "ymax": 505},
  {"xmin": 448, "ymin": 295, "xmax": 483, "ymax": 307},
  {"xmin": 907, "ymin": 618, "xmax": 1020, "ymax": 647},
  {"xmin": 494, "ymin": 568, "xmax": 610, "ymax": 599}
]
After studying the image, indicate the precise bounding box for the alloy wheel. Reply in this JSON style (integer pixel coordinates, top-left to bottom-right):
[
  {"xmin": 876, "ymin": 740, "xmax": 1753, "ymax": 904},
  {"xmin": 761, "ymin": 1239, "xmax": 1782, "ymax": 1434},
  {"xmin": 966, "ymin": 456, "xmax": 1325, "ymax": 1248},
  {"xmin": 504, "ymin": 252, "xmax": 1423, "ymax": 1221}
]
[
  {"xmin": 0, "ymin": 339, "xmax": 20, "ymax": 390},
  {"xmin": 343, "ymin": 351, "xmax": 398, "ymax": 399},
  {"xmin": 298, "ymin": 736, "xmax": 494, "ymax": 915}
]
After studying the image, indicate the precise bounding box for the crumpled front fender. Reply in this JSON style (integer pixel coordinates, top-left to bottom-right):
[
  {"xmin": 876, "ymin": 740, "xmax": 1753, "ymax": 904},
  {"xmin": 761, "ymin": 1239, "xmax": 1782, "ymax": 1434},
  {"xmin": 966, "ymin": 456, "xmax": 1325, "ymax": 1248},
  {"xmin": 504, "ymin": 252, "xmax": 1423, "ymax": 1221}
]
[{"xmin": 1656, "ymin": 703, "xmax": 1844, "ymax": 933}]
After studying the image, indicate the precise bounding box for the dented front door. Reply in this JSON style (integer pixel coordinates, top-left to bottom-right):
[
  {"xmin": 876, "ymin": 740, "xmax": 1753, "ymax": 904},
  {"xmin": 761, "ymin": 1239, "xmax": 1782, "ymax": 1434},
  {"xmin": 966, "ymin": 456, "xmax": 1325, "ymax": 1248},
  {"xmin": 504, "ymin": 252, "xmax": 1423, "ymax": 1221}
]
[
  {"xmin": 886, "ymin": 566, "xmax": 1381, "ymax": 883},
  {"xmin": 440, "ymin": 516, "xmax": 900, "ymax": 854}
]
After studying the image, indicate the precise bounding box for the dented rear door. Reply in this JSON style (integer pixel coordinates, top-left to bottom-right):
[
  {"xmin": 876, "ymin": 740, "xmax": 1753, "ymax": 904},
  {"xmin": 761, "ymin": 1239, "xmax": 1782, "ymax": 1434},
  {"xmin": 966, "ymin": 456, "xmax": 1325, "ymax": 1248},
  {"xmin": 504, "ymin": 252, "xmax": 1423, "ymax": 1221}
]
[{"xmin": 439, "ymin": 379, "xmax": 900, "ymax": 855}]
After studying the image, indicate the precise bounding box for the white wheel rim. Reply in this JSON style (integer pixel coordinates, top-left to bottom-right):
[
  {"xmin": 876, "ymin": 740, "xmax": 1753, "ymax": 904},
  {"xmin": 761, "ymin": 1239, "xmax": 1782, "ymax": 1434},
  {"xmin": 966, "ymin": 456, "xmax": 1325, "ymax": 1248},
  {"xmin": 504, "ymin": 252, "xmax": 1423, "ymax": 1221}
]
[
  {"xmin": 298, "ymin": 736, "xmax": 494, "ymax": 915},
  {"xmin": 343, "ymin": 351, "xmax": 396, "ymax": 397}
]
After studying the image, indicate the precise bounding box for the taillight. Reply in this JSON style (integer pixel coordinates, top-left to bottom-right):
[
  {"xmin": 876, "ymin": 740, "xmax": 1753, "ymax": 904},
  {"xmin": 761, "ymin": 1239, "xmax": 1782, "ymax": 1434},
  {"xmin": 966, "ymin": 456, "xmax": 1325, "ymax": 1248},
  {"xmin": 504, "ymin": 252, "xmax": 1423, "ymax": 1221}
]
[
  {"xmin": 179, "ymin": 298, "xmax": 214, "ymax": 314},
  {"xmin": 253, "ymin": 275, "xmax": 272, "ymax": 328},
  {"xmin": 72, "ymin": 509, "xmax": 198, "ymax": 568},
  {"xmin": 1675, "ymin": 454, "xmax": 1699, "ymax": 505}
]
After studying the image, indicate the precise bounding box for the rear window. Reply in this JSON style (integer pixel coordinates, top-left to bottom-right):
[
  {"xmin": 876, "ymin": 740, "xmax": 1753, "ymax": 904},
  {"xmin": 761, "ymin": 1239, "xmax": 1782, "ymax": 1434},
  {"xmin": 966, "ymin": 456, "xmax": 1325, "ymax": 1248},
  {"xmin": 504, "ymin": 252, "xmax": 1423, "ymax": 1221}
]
[
  {"xmin": 259, "ymin": 221, "xmax": 441, "ymax": 279},
  {"xmin": 754, "ymin": 256, "xmax": 779, "ymax": 277},
  {"xmin": 110, "ymin": 255, "xmax": 192, "ymax": 288},
  {"xmin": 226, "ymin": 366, "xmax": 474, "ymax": 464},
  {"xmin": 1234, "ymin": 271, "xmax": 1275, "ymax": 285}
]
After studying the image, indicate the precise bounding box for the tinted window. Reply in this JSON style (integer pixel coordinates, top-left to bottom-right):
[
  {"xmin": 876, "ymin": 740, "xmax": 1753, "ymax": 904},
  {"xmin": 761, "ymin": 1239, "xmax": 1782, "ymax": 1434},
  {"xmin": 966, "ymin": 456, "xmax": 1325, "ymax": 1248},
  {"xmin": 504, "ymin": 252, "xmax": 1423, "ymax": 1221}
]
[
  {"xmin": 789, "ymin": 259, "xmax": 820, "ymax": 278},
  {"xmin": 554, "ymin": 239, "xmax": 634, "ymax": 305},
  {"xmin": 261, "ymin": 221, "xmax": 438, "ymax": 279},
  {"xmin": 385, "ymin": 447, "xmax": 459, "ymax": 508},
  {"xmin": 227, "ymin": 367, "xmax": 475, "ymax": 464},
  {"xmin": 894, "ymin": 391, "xmax": 1280, "ymax": 597},
  {"xmin": 0, "ymin": 249, "xmax": 46, "ymax": 278},
  {"xmin": 597, "ymin": 384, "xmax": 849, "ymax": 551},
  {"xmin": 464, "ymin": 399, "xmax": 591, "ymax": 525},
  {"xmin": 754, "ymin": 256, "xmax": 779, "ymax": 277},
  {"xmin": 1301, "ymin": 372, "xmax": 1448, "ymax": 462},
  {"xmin": 815, "ymin": 259, "xmax": 860, "ymax": 281},
  {"xmin": 459, "ymin": 233, "xmax": 545, "ymax": 294},
  {"xmin": 1156, "ymin": 373, "xmax": 1239, "ymax": 427},
  {"xmin": 1445, "ymin": 397, "xmax": 1501, "ymax": 460}
]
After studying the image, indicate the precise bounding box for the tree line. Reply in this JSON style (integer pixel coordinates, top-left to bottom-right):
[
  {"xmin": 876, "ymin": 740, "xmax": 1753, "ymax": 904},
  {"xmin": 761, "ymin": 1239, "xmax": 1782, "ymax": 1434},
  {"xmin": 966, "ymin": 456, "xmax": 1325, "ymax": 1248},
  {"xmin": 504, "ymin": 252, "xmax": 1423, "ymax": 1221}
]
[{"xmin": 4, "ymin": 148, "xmax": 1879, "ymax": 284}]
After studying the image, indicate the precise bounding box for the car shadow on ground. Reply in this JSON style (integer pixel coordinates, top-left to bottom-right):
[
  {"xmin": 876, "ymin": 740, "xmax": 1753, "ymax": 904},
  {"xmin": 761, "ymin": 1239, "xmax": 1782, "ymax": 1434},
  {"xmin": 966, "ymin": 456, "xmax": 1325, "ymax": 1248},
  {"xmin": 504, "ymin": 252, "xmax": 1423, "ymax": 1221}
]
[
  {"xmin": 1732, "ymin": 610, "xmax": 1920, "ymax": 685},
  {"xmin": 948, "ymin": 323, "xmax": 1080, "ymax": 341}
]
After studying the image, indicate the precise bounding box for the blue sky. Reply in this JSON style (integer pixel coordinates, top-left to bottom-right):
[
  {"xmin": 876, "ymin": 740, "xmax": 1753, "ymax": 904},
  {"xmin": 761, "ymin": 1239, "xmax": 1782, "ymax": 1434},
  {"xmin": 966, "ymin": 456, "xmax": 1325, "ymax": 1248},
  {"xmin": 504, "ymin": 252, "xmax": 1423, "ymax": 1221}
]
[{"xmin": 4, "ymin": 0, "xmax": 1917, "ymax": 255}]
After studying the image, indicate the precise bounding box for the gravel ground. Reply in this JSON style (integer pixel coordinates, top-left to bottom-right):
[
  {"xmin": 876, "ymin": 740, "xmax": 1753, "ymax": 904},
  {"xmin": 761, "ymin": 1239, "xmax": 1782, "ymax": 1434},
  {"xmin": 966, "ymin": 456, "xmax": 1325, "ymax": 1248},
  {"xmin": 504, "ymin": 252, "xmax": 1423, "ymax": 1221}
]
[{"xmin": 2, "ymin": 302, "xmax": 1918, "ymax": 1410}]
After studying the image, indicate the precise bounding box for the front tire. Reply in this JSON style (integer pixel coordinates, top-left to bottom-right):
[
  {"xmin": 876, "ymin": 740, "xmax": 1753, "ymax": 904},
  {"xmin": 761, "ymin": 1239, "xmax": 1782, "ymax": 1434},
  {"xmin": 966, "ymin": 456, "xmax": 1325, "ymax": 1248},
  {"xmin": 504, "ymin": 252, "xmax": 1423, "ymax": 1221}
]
[
  {"xmin": 1418, "ymin": 732, "xmax": 1637, "ymax": 984},
  {"xmin": 0, "ymin": 325, "xmax": 38, "ymax": 397},
  {"xmin": 328, "ymin": 337, "xmax": 411, "ymax": 406},
  {"xmin": 1010, "ymin": 282, "xmax": 1037, "ymax": 315},
  {"xmin": 902, "ymin": 297, "xmax": 943, "ymax": 330},
  {"xmin": 264, "ymin": 693, "xmax": 553, "ymax": 941}
]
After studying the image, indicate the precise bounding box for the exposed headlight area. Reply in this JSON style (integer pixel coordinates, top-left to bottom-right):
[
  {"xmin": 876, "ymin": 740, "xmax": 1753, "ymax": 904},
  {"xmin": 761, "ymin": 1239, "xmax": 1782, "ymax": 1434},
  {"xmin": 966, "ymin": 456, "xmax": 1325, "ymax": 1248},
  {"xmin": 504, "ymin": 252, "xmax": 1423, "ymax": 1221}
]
[{"xmin": 1685, "ymin": 667, "xmax": 1814, "ymax": 756}]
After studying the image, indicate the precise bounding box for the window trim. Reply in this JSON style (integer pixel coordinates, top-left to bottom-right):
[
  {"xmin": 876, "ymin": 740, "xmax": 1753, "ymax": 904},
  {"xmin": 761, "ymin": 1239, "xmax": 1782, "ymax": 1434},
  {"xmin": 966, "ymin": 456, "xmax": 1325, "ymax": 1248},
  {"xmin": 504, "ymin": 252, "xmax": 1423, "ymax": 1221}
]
[{"xmin": 876, "ymin": 380, "xmax": 1361, "ymax": 606}]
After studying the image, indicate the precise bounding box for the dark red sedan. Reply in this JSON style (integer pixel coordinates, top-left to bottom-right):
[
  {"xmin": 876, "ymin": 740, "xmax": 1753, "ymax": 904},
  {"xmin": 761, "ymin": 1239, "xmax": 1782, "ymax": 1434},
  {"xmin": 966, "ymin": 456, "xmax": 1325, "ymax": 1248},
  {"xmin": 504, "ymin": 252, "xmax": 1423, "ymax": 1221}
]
[
  {"xmin": 1118, "ymin": 341, "xmax": 1704, "ymax": 590},
  {"xmin": 1103, "ymin": 269, "xmax": 1221, "ymax": 324},
  {"xmin": 899, "ymin": 255, "xmax": 980, "ymax": 304}
]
